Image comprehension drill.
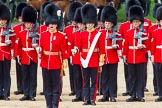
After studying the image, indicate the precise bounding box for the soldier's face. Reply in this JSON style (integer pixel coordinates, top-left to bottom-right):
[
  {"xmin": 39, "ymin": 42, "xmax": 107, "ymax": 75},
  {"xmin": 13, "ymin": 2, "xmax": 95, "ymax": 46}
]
[
  {"xmin": 159, "ymin": 20, "xmax": 162, "ymax": 26},
  {"xmin": 132, "ymin": 20, "xmax": 141, "ymax": 28},
  {"xmin": 18, "ymin": 17, "xmax": 22, "ymax": 23},
  {"xmin": 24, "ymin": 22, "xmax": 33, "ymax": 30},
  {"xmin": 104, "ymin": 21, "xmax": 113, "ymax": 30},
  {"xmin": 97, "ymin": 21, "xmax": 103, "ymax": 27},
  {"xmin": 0, "ymin": 20, "xmax": 7, "ymax": 27},
  {"xmin": 86, "ymin": 23, "xmax": 95, "ymax": 30},
  {"xmin": 77, "ymin": 23, "xmax": 85, "ymax": 31},
  {"xmin": 48, "ymin": 24, "xmax": 57, "ymax": 32}
]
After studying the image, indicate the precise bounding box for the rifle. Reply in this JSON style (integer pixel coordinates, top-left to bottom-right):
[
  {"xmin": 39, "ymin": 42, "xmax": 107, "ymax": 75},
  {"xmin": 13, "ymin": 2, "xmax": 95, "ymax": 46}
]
[
  {"xmin": 109, "ymin": 25, "xmax": 123, "ymax": 46},
  {"xmin": 2, "ymin": 21, "xmax": 16, "ymax": 43},
  {"xmin": 134, "ymin": 23, "xmax": 148, "ymax": 46},
  {"xmin": 29, "ymin": 21, "xmax": 39, "ymax": 45}
]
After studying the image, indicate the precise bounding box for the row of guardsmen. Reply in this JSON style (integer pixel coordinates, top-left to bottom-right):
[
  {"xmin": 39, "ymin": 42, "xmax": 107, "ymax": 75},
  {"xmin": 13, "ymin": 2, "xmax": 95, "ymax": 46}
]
[{"xmin": 1, "ymin": 0, "xmax": 162, "ymax": 108}]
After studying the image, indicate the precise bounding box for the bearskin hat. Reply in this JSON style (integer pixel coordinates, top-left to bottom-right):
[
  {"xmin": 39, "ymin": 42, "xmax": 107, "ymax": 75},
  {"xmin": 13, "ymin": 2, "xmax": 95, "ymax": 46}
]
[
  {"xmin": 101, "ymin": 5, "xmax": 117, "ymax": 26},
  {"xmin": 125, "ymin": 0, "xmax": 141, "ymax": 16},
  {"xmin": 97, "ymin": 5, "xmax": 104, "ymax": 21},
  {"xmin": 153, "ymin": 3, "xmax": 162, "ymax": 19},
  {"xmin": 138, "ymin": 0, "xmax": 150, "ymax": 16},
  {"xmin": 74, "ymin": 7, "xmax": 82, "ymax": 23},
  {"xmin": 128, "ymin": 5, "xmax": 144, "ymax": 23},
  {"xmin": 156, "ymin": 6, "xmax": 162, "ymax": 21},
  {"xmin": 81, "ymin": 4, "xmax": 97, "ymax": 24},
  {"xmin": 0, "ymin": 4, "xmax": 11, "ymax": 21},
  {"xmin": 40, "ymin": 1, "xmax": 50, "ymax": 20},
  {"xmin": 44, "ymin": 4, "xmax": 63, "ymax": 28},
  {"xmin": 16, "ymin": 2, "xmax": 27, "ymax": 19},
  {"xmin": 22, "ymin": 6, "xmax": 37, "ymax": 23},
  {"xmin": 67, "ymin": 1, "xmax": 82, "ymax": 21}
]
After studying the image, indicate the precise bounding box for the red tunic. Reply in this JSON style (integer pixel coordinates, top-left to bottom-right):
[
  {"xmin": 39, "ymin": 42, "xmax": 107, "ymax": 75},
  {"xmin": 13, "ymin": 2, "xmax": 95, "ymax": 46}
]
[
  {"xmin": 123, "ymin": 29, "xmax": 148, "ymax": 64},
  {"xmin": 17, "ymin": 30, "xmax": 38, "ymax": 64},
  {"xmin": 40, "ymin": 31, "xmax": 67, "ymax": 70},
  {"xmin": 102, "ymin": 29, "xmax": 122, "ymax": 64},
  {"xmin": 144, "ymin": 18, "xmax": 152, "ymax": 33},
  {"xmin": 0, "ymin": 27, "xmax": 15, "ymax": 61},
  {"xmin": 13, "ymin": 24, "xmax": 25, "ymax": 57},
  {"xmin": 71, "ymin": 31, "xmax": 82, "ymax": 65},
  {"xmin": 38, "ymin": 25, "xmax": 48, "ymax": 34},
  {"xmin": 64, "ymin": 25, "xmax": 78, "ymax": 58},
  {"xmin": 151, "ymin": 29, "xmax": 162, "ymax": 63},
  {"xmin": 148, "ymin": 24, "xmax": 159, "ymax": 52},
  {"xmin": 77, "ymin": 29, "xmax": 105, "ymax": 67}
]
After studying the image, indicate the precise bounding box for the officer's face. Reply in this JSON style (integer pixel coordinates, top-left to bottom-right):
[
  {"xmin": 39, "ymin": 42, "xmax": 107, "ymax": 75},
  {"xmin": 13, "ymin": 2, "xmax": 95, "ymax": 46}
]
[
  {"xmin": 48, "ymin": 24, "xmax": 57, "ymax": 32},
  {"xmin": 86, "ymin": 23, "xmax": 95, "ymax": 31},
  {"xmin": 24, "ymin": 22, "xmax": 33, "ymax": 30},
  {"xmin": 104, "ymin": 21, "xmax": 113, "ymax": 30},
  {"xmin": 77, "ymin": 23, "xmax": 85, "ymax": 31},
  {"xmin": 132, "ymin": 20, "xmax": 141, "ymax": 28},
  {"xmin": 0, "ymin": 19, "xmax": 7, "ymax": 27}
]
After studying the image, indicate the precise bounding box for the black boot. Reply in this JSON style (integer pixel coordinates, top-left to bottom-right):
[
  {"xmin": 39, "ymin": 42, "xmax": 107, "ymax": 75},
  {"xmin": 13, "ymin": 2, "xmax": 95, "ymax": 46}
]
[
  {"xmin": 45, "ymin": 95, "xmax": 52, "ymax": 108},
  {"xmin": 155, "ymin": 97, "xmax": 162, "ymax": 102},
  {"xmin": 126, "ymin": 96, "xmax": 137, "ymax": 102}
]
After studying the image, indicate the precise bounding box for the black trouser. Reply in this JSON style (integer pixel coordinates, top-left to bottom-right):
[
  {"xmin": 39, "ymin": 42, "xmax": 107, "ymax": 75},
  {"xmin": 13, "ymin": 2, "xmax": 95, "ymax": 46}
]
[
  {"xmin": 73, "ymin": 64, "xmax": 83, "ymax": 98},
  {"xmin": 153, "ymin": 63, "xmax": 158, "ymax": 93},
  {"xmin": 124, "ymin": 62, "xmax": 130, "ymax": 93},
  {"xmin": 128, "ymin": 63, "xmax": 145, "ymax": 98},
  {"xmin": 155, "ymin": 63, "xmax": 162, "ymax": 96},
  {"xmin": 42, "ymin": 68, "xmax": 60, "ymax": 108},
  {"xmin": 15, "ymin": 57, "xmax": 23, "ymax": 92},
  {"xmin": 82, "ymin": 67, "xmax": 98, "ymax": 101},
  {"xmin": 144, "ymin": 53, "xmax": 148, "ymax": 89},
  {"xmin": 0, "ymin": 58, "xmax": 11, "ymax": 97},
  {"xmin": 102, "ymin": 63, "xmax": 118, "ymax": 98},
  {"xmin": 68, "ymin": 58, "xmax": 75, "ymax": 93},
  {"xmin": 42, "ymin": 68, "xmax": 45, "ymax": 93},
  {"xmin": 98, "ymin": 71, "xmax": 103, "ymax": 94},
  {"xmin": 59, "ymin": 76, "xmax": 63, "ymax": 97},
  {"xmin": 21, "ymin": 60, "xmax": 37, "ymax": 97}
]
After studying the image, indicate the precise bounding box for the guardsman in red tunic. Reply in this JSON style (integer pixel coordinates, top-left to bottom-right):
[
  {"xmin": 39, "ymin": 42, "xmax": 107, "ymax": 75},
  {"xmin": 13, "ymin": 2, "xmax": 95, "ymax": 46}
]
[
  {"xmin": 96, "ymin": 5, "xmax": 104, "ymax": 96},
  {"xmin": 39, "ymin": 4, "xmax": 67, "ymax": 108},
  {"xmin": 118, "ymin": 0, "xmax": 140, "ymax": 96},
  {"xmin": 64, "ymin": 2, "xmax": 82, "ymax": 96},
  {"xmin": 71, "ymin": 7, "xmax": 84, "ymax": 102},
  {"xmin": 98, "ymin": 6, "xmax": 122, "ymax": 102},
  {"xmin": 148, "ymin": 3, "xmax": 162, "ymax": 96},
  {"xmin": 151, "ymin": 6, "xmax": 162, "ymax": 102},
  {"xmin": 123, "ymin": 5, "xmax": 148, "ymax": 102},
  {"xmin": 96, "ymin": 6, "xmax": 105, "ymax": 31},
  {"xmin": 38, "ymin": 1, "xmax": 50, "ymax": 96},
  {"xmin": 0, "ymin": 4, "xmax": 15, "ymax": 100},
  {"xmin": 17, "ymin": 6, "xmax": 38, "ymax": 101},
  {"xmin": 78, "ymin": 4, "xmax": 105, "ymax": 105},
  {"xmin": 138, "ymin": 0, "xmax": 152, "ymax": 92},
  {"xmin": 13, "ymin": 2, "xmax": 27, "ymax": 95}
]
